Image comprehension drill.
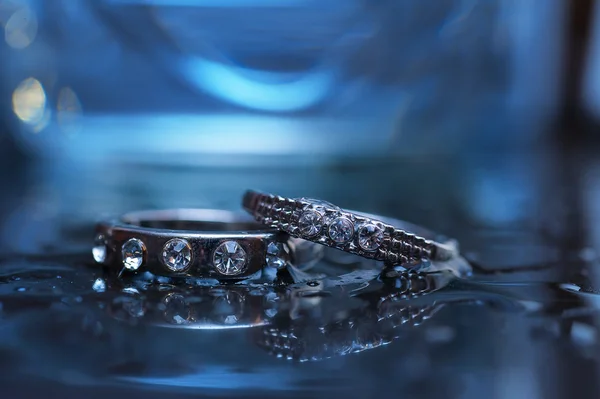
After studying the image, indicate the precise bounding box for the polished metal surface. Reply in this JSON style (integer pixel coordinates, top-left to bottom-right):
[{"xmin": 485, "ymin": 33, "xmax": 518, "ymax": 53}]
[
  {"xmin": 94, "ymin": 209, "xmax": 299, "ymax": 280},
  {"xmin": 243, "ymin": 190, "xmax": 459, "ymax": 266}
]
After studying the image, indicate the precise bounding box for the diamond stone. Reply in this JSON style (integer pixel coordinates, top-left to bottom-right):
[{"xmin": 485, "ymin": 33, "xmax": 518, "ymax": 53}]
[
  {"xmin": 213, "ymin": 241, "xmax": 247, "ymax": 275},
  {"xmin": 328, "ymin": 217, "xmax": 354, "ymax": 244},
  {"xmin": 92, "ymin": 234, "xmax": 107, "ymax": 263},
  {"xmin": 298, "ymin": 210, "xmax": 323, "ymax": 237},
  {"xmin": 358, "ymin": 224, "xmax": 384, "ymax": 251},
  {"xmin": 162, "ymin": 238, "xmax": 192, "ymax": 272},
  {"xmin": 266, "ymin": 242, "xmax": 287, "ymax": 269},
  {"xmin": 121, "ymin": 238, "xmax": 145, "ymax": 270}
]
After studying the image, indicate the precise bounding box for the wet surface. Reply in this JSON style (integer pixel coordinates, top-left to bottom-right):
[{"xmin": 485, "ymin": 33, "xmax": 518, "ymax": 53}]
[
  {"xmin": 0, "ymin": 245, "xmax": 598, "ymax": 398},
  {"xmin": 0, "ymin": 146, "xmax": 598, "ymax": 398},
  {"xmin": 0, "ymin": 0, "xmax": 593, "ymax": 395}
]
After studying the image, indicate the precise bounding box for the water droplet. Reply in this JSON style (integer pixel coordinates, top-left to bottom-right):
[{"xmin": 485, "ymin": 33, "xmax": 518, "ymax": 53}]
[
  {"xmin": 92, "ymin": 278, "xmax": 106, "ymax": 293},
  {"xmin": 92, "ymin": 234, "xmax": 107, "ymax": 264}
]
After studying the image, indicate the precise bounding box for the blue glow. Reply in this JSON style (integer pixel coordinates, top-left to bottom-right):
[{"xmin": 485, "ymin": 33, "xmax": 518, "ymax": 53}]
[
  {"xmin": 183, "ymin": 58, "xmax": 334, "ymax": 112},
  {"xmin": 104, "ymin": 0, "xmax": 309, "ymax": 6},
  {"xmin": 117, "ymin": 367, "xmax": 300, "ymax": 390},
  {"xmin": 57, "ymin": 112, "xmax": 398, "ymax": 164}
]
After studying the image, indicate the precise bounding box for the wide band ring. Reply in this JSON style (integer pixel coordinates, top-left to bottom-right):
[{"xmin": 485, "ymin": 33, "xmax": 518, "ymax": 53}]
[
  {"xmin": 92, "ymin": 209, "xmax": 297, "ymax": 280},
  {"xmin": 243, "ymin": 190, "xmax": 459, "ymax": 266}
]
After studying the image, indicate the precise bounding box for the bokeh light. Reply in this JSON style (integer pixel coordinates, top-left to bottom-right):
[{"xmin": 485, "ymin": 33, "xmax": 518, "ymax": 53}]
[
  {"xmin": 12, "ymin": 77, "xmax": 48, "ymax": 131},
  {"xmin": 57, "ymin": 87, "xmax": 83, "ymax": 136},
  {"xmin": 4, "ymin": 3, "xmax": 37, "ymax": 49}
]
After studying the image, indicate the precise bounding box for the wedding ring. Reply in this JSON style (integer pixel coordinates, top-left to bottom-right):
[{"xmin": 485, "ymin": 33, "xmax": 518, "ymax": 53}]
[
  {"xmin": 92, "ymin": 209, "xmax": 301, "ymax": 280},
  {"xmin": 243, "ymin": 190, "xmax": 459, "ymax": 266}
]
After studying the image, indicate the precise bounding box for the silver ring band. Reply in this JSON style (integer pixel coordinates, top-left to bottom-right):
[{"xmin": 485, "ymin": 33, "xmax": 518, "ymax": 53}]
[
  {"xmin": 243, "ymin": 190, "xmax": 459, "ymax": 266},
  {"xmin": 92, "ymin": 209, "xmax": 297, "ymax": 280}
]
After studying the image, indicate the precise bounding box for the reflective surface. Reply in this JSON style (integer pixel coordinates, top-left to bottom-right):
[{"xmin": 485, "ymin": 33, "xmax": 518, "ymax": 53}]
[
  {"xmin": 0, "ymin": 140, "xmax": 597, "ymax": 397},
  {"xmin": 0, "ymin": 248, "xmax": 597, "ymax": 398},
  {"xmin": 0, "ymin": 136, "xmax": 598, "ymax": 397},
  {"xmin": 0, "ymin": 1, "xmax": 596, "ymax": 398}
]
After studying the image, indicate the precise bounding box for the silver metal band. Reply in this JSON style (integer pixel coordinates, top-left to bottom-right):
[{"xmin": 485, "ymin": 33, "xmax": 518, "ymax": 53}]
[
  {"xmin": 92, "ymin": 209, "xmax": 297, "ymax": 280},
  {"xmin": 243, "ymin": 190, "xmax": 459, "ymax": 266}
]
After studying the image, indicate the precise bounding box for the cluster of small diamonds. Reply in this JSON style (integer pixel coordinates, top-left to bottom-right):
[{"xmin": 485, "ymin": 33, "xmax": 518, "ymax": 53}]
[
  {"xmin": 93, "ymin": 234, "xmax": 249, "ymax": 276},
  {"xmin": 250, "ymin": 194, "xmax": 434, "ymax": 265}
]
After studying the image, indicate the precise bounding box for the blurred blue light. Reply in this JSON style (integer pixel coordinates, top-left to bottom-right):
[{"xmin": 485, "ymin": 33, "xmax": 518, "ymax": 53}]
[
  {"xmin": 104, "ymin": 0, "xmax": 307, "ymax": 6},
  {"xmin": 117, "ymin": 367, "xmax": 298, "ymax": 390},
  {"xmin": 183, "ymin": 58, "xmax": 333, "ymax": 112},
  {"xmin": 107, "ymin": 0, "xmax": 314, "ymax": 8}
]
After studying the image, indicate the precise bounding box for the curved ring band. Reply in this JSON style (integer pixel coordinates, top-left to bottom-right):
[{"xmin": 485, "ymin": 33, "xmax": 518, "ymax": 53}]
[
  {"xmin": 242, "ymin": 190, "xmax": 459, "ymax": 266},
  {"xmin": 92, "ymin": 209, "xmax": 297, "ymax": 280}
]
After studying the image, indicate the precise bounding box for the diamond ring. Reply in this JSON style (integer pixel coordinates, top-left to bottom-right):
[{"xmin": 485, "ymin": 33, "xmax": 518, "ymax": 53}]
[
  {"xmin": 242, "ymin": 190, "xmax": 459, "ymax": 266},
  {"xmin": 92, "ymin": 209, "xmax": 309, "ymax": 280}
]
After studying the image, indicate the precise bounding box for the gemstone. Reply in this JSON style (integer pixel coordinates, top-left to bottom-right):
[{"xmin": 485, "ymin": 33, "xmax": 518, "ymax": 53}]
[
  {"xmin": 328, "ymin": 217, "xmax": 354, "ymax": 244},
  {"xmin": 161, "ymin": 238, "xmax": 192, "ymax": 272},
  {"xmin": 92, "ymin": 234, "xmax": 107, "ymax": 263},
  {"xmin": 358, "ymin": 224, "xmax": 384, "ymax": 251},
  {"xmin": 121, "ymin": 238, "xmax": 145, "ymax": 270},
  {"xmin": 213, "ymin": 241, "xmax": 247, "ymax": 275},
  {"xmin": 298, "ymin": 210, "xmax": 323, "ymax": 237},
  {"xmin": 266, "ymin": 242, "xmax": 287, "ymax": 269}
]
